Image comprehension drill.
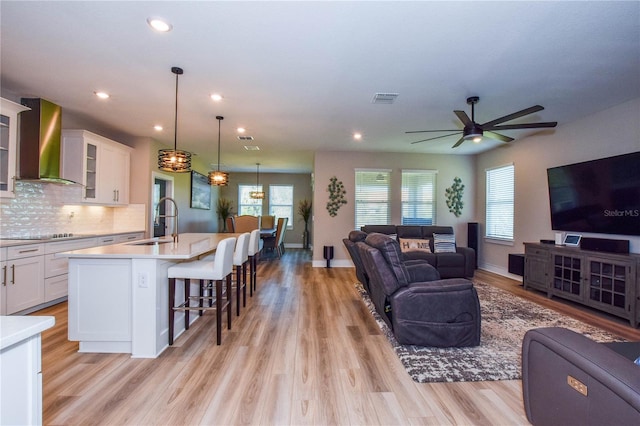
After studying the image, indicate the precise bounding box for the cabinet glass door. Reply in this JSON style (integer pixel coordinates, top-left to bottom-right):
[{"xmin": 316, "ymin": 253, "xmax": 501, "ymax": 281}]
[
  {"xmin": 85, "ymin": 143, "xmax": 97, "ymax": 200},
  {"xmin": 553, "ymin": 254, "xmax": 582, "ymax": 298},
  {"xmin": 0, "ymin": 114, "xmax": 9, "ymax": 192},
  {"xmin": 588, "ymin": 260, "xmax": 627, "ymax": 310}
]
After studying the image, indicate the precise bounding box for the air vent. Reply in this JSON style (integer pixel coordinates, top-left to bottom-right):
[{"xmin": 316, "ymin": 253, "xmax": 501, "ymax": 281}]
[
  {"xmin": 371, "ymin": 92, "xmax": 399, "ymax": 104},
  {"xmin": 244, "ymin": 145, "xmax": 260, "ymax": 151},
  {"xmin": 238, "ymin": 135, "xmax": 254, "ymax": 141}
]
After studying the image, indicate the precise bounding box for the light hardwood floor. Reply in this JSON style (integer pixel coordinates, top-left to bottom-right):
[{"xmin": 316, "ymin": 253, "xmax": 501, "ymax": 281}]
[{"xmin": 34, "ymin": 249, "xmax": 640, "ymax": 425}]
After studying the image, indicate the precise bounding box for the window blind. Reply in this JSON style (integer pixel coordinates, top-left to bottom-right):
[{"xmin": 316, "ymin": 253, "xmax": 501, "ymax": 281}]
[
  {"xmin": 486, "ymin": 164, "xmax": 514, "ymax": 240},
  {"xmin": 355, "ymin": 170, "xmax": 390, "ymax": 229},
  {"xmin": 401, "ymin": 170, "xmax": 437, "ymax": 225}
]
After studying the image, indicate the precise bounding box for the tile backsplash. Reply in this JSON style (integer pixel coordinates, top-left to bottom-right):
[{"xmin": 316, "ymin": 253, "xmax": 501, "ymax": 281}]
[{"xmin": 0, "ymin": 181, "xmax": 146, "ymax": 238}]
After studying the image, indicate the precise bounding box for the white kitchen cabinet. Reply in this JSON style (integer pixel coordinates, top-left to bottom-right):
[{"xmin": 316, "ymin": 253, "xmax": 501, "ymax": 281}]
[
  {"xmin": 98, "ymin": 232, "xmax": 144, "ymax": 246},
  {"xmin": 44, "ymin": 237, "xmax": 98, "ymax": 303},
  {"xmin": 0, "ymin": 98, "xmax": 30, "ymax": 199},
  {"xmin": 62, "ymin": 130, "xmax": 132, "ymax": 205},
  {"xmin": 1, "ymin": 247, "xmax": 7, "ymax": 316},
  {"xmin": 5, "ymin": 245, "xmax": 45, "ymax": 315},
  {"xmin": 1, "ymin": 316, "xmax": 55, "ymax": 426}
]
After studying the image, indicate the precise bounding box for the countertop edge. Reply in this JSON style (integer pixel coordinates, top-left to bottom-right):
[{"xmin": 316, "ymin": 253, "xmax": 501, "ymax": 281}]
[{"xmin": 0, "ymin": 316, "xmax": 56, "ymax": 350}]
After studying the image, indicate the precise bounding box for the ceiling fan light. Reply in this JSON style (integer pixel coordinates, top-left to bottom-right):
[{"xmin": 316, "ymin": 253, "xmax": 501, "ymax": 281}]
[{"xmin": 472, "ymin": 136, "xmax": 482, "ymax": 143}]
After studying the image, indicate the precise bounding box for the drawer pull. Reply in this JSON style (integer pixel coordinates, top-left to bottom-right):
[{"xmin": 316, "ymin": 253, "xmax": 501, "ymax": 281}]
[{"xmin": 18, "ymin": 248, "xmax": 39, "ymax": 254}]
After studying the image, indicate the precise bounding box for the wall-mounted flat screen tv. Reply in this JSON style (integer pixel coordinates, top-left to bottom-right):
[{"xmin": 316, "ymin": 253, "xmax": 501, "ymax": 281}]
[{"xmin": 547, "ymin": 151, "xmax": 640, "ymax": 236}]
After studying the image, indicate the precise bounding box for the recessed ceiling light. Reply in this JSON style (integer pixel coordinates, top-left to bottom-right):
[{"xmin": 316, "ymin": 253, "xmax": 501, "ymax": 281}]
[
  {"xmin": 147, "ymin": 17, "xmax": 172, "ymax": 32},
  {"xmin": 237, "ymin": 127, "xmax": 246, "ymax": 133},
  {"xmin": 210, "ymin": 93, "xmax": 223, "ymax": 102},
  {"xmin": 244, "ymin": 145, "xmax": 260, "ymax": 151},
  {"xmin": 94, "ymin": 91, "xmax": 110, "ymax": 99},
  {"xmin": 353, "ymin": 132, "xmax": 363, "ymax": 140},
  {"xmin": 154, "ymin": 125, "xmax": 163, "ymax": 131}
]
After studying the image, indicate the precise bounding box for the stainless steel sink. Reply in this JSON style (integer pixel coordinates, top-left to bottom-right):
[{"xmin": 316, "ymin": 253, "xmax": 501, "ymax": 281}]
[{"xmin": 128, "ymin": 240, "xmax": 173, "ymax": 246}]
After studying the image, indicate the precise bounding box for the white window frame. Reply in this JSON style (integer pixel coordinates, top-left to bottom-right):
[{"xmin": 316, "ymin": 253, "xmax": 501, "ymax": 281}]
[
  {"xmin": 269, "ymin": 184, "xmax": 294, "ymax": 229},
  {"xmin": 355, "ymin": 169, "xmax": 391, "ymax": 229},
  {"xmin": 401, "ymin": 169, "xmax": 437, "ymax": 226},
  {"xmin": 238, "ymin": 184, "xmax": 263, "ymax": 216},
  {"xmin": 485, "ymin": 163, "xmax": 515, "ymax": 244}
]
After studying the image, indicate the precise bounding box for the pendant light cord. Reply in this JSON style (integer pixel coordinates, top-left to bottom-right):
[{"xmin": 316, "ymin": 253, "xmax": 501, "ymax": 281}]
[
  {"xmin": 174, "ymin": 71, "xmax": 178, "ymax": 151},
  {"xmin": 216, "ymin": 116, "xmax": 224, "ymax": 172}
]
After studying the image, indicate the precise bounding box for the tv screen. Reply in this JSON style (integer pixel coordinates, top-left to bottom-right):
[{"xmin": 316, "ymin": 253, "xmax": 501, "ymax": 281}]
[{"xmin": 547, "ymin": 152, "xmax": 640, "ymax": 236}]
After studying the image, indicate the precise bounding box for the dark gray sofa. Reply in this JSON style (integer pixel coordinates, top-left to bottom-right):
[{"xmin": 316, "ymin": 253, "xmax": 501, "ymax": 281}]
[
  {"xmin": 356, "ymin": 232, "xmax": 481, "ymax": 347},
  {"xmin": 522, "ymin": 327, "xmax": 640, "ymax": 425},
  {"xmin": 360, "ymin": 225, "xmax": 475, "ymax": 278}
]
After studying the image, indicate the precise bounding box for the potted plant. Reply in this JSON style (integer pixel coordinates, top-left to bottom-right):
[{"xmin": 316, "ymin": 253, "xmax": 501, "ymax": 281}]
[
  {"xmin": 216, "ymin": 197, "xmax": 234, "ymax": 232},
  {"xmin": 298, "ymin": 199, "xmax": 312, "ymax": 249}
]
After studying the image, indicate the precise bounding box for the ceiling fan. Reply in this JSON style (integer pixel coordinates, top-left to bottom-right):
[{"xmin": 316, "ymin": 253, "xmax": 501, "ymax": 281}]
[{"xmin": 407, "ymin": 96, "xmax": 557, "ymax": 148}]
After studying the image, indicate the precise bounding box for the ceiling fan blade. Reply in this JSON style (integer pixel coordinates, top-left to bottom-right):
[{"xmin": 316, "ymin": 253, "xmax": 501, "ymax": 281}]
[
  {"xmin": 405, "ymin": 129, "xmax": 460, "ymax": 134},
  {"xmin": 481, "ymin": 105, "xmax": 544, "ymax": 128},
  {"xmin": 451, "ymin": 136, "xmax": 466, "ymax": 148},
  {"xmin": 484, "ymin": 131, "xmax": 514, "ymax": 143},
  {"xmin": 454, "ymin": 110, "xmax": 472, "ymax": 126},
  {"xmin": 411, "ymin": 132, "xmax": 461, "ymax": 144},
  {"xmin": 487, "ymin": 122, "xmax": 558, "ymax": 131}
]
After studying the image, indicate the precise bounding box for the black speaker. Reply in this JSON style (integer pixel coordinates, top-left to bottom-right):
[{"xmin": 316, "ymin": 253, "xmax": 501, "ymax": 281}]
[
  {"xmin": 581, "ymin": 237, "xmax": 630, "ymax": 254},
  {"xmin": 467, "ymin": 222, "xmax": 478, "ymax": 269}
]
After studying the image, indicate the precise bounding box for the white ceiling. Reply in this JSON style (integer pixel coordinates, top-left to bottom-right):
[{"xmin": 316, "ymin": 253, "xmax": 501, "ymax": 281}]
[{"xmin": 1, "ymin": 1, "xmax": 639, "ymax": 173}]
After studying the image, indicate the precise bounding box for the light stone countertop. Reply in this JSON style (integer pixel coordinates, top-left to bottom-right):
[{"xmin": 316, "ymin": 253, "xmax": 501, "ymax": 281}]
[
  {"xmin": 0, "ymin": 231, "xmax": 145, "ymax": 248},
  {"xmin": 0, "ymin": 316, "xmax": 55, "ymax": 350},
  {"xmin": 58, "ymin": 233, "xmax": 240, "ymax": 260}
]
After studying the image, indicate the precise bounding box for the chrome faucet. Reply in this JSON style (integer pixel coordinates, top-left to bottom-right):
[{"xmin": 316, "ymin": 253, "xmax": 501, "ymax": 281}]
[{"xmin": 154, "ymin": 196, "xmax": 179, "ymax": 243}]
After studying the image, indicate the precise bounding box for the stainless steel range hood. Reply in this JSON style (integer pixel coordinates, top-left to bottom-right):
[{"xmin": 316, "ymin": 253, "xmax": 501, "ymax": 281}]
[{"xmin": 18, "ymin": 98, "xmax": 78, "ymax": 184}]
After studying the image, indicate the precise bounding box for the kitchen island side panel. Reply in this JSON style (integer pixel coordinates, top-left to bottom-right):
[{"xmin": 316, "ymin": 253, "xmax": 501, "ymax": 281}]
[{"xmin": 68, "ymin": 259, "xmax": 132, "ymax": 344}]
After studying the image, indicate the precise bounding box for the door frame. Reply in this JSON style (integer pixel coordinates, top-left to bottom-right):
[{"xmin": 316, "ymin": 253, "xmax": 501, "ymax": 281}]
[{"xmin": 150, "ymin": 172, "xmax": 175, "ymax": 237}]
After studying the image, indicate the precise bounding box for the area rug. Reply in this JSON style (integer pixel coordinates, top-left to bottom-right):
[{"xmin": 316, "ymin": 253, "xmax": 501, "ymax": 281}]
[{"xmin": 356, "ymin": 280, "xmax": 624, "ymax": 383}]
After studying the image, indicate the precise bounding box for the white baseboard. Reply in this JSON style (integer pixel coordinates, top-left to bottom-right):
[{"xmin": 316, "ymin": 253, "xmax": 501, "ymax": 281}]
[
  {"xmin": 478, "ymin": 262, "xmax": 523, "ymax": 282},
  {"xmin": 312, "ymin": 259, "xmax": 353, "ymax": 268}
]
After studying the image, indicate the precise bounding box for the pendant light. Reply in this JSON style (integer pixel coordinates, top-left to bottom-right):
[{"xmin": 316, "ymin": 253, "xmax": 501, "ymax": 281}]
[
  {"xmin": 249, "ymin": 163, "xmax": 265, "ymax": 199},
  {"xmin": 158, "ymin": 66, "xmax": 192, "ymax": 172},
  {"xmin": 208, "ymin": 115, "xmax": 229, "ymax": 186}
]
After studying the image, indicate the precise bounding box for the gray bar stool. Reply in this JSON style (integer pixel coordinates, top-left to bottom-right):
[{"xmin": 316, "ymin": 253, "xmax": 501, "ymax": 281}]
[{"xmin": 167, "ymin": 236, "xmax": 236, "ymax": 346}]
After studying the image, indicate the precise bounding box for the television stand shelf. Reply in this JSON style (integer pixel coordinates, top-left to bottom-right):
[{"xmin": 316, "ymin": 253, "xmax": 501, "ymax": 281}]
[{"xmin": 523, "ymin": 242, "xmax": 640, "ymax": 327}]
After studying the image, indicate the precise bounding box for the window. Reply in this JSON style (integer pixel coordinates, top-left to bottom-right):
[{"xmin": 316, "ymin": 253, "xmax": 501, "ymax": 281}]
[
  {"xmin": 401, "ymin": 170, "xmax": 437, "ymax": 225},
  {"xmin": 238, "ymin": 184, "xmax": 263, "ymax": 216},
  {"xmin": 355, "ymin": 170, "xmax": 390, "ymax": 229},
  {"xmin": 486, "ymin": 164, "xmax": 515, "ymax": 241},
  {"xmin": 269, "ymin": 185, "xmax": 293, "ymax": 228}
]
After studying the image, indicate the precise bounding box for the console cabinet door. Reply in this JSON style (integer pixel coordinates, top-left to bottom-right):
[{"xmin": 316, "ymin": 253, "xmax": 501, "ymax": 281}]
[
  {"xmin": 524, "ymin": 245, "xmax": 550, "ymax": 294},
  {"xmin": 586, "ymin": 256, "xmax": 635, "ymax": 321}
]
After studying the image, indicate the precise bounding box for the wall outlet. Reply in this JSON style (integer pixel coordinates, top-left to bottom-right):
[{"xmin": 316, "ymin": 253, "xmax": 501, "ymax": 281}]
[{"xmin": 137, "ymin": 272, "xmax": 149, "ymax": 288}]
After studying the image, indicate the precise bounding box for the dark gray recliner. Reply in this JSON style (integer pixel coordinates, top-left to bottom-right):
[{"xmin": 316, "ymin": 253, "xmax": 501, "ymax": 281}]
[
  {"xmin": 357, "ymin": 233, "xmax": 481, "ymax": 347},
  {"xmin": 522, "ymin": 327, "xmax": 640, "ymax": 425}
]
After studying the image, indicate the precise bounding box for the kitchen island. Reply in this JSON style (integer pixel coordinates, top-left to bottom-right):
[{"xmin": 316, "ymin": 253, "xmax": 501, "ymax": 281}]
[{"xmin": 60, "ymin": 233, "xmax": 237, "ymax": 358}]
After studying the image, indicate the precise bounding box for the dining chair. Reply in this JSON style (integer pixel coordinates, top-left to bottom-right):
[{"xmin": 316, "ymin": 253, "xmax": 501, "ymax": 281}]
[
  {"xmin": 234, "ymin": 215, "xmax": 260, "ymax": 233},
  {"xmin": 263, "ymin": 217, "xmax": 288, "ymax": 258},
  {"xmin": 225, "ymin": 217, "xmax": 235, "ymax": 233},
  {"xmin": 260, "ymin": 215, "xmax": 276, "ymax": 230},
  {"xmin": 167, "ymin": 236, "xmax": 236, "ymax": 346},
  {"xmin": 248, "ymin": 229, "xmax": 262, "ymax": 295}
]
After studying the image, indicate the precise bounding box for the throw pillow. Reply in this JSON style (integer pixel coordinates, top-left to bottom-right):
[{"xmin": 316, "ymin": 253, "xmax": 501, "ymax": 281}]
[
  {"xmin": 399, "ymin": 238, "xmax": 432, "ymax": 253},
  {"xmin": 433, "ymin": 233, "xmax": 456, "ymax": 253}
]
